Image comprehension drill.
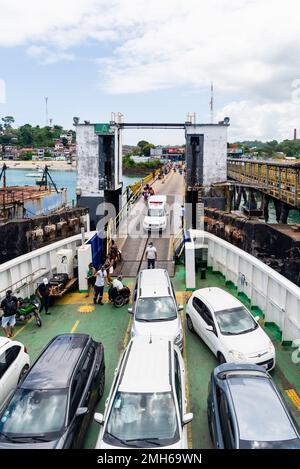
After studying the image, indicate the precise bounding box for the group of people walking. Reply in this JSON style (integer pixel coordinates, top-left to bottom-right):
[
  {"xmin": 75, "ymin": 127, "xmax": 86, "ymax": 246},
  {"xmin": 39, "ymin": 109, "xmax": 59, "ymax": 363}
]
[
  {"xmin": 86, "ymin": 239, "xmax": 124, "ymax": 305},
  {"xmin": 86, "ymin": 239, "xmax": 158, "ymax": 305},
  {"xmin": 142, "ymin": 184, "xmax": 155, "ymax": 201}
]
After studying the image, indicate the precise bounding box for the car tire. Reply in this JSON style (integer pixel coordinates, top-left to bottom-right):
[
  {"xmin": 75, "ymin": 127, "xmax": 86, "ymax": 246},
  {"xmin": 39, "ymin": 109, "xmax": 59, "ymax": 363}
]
[
  {"xmin": 186, "ymin": 315, "xmax": 194, "ymax": 333},
  {"xmin": 97, "ymin": 371, "xmax": 105, "ymax": 401},
  {"xmin": 18, "ymin": 364, "xmax": 29, "ymax": 383},
  {"xmin": 114, "ymin": 295, "xmax": 125, "ymax": 308},
  {"xmin": 218, "ymin": 353, "xmax": 226, "ymax": 364}
]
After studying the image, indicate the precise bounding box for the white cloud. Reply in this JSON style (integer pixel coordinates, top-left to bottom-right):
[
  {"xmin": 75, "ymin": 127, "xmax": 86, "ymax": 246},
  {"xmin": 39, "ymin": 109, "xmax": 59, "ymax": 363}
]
[
  {"xmin": 1, "ymin": 0, "xmax": 300, "ymax": 139},
  {"xmin": 27, "ymin": 45, "xmax": 74, "ymax": 64},
  {"xmin": 217, "ymin": 99, "xmax": 300, "ymax": 142}
]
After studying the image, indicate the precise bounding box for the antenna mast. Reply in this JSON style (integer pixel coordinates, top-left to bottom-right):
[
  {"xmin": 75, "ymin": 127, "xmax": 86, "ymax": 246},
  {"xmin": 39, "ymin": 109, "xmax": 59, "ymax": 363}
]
[
  {"xmin": 45, "ymin": 97, "xmax": 49, "ymax": 126},
  {"xmin": 210, "ymin": 82, "xmax": 214, "ymax": 124}
]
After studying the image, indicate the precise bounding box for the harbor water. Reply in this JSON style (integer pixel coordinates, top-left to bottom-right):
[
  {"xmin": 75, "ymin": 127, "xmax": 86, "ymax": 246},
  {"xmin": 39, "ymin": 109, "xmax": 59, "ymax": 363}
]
[
  {"xmin": 4, "ymin": 168, "xmax": 140, "ymax": 205},
  {"xmin": 4, "ymin": 168, "xmax": 300, "ymax": 224}
]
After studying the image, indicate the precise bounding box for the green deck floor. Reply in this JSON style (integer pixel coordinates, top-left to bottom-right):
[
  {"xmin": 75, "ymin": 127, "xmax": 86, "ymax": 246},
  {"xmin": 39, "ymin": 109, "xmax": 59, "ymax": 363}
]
[{"xmin": 3, "ymin": 268, "xmax": 300, "ymax": 449}]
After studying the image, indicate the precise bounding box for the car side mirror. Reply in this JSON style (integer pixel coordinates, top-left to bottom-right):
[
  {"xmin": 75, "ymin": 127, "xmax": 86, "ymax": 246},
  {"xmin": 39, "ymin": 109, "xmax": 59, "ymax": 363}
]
[
  {"xmin": 76, "ymin": 407, "xmax": 88, "ymax": 417},
  {"xmin": 182, "ymin": 412, "xmax": 193, "ymax": 425},
  {"xmin": 178, "ymin": 305, "xmax": 184, "ymax": 312},
  {"xmin": 94, "ymin": 412, "xmax": 104, "ymax": 425},
  {"xmin": 128, "ymin": 307, "xmax": 133, "ymax": 314}
]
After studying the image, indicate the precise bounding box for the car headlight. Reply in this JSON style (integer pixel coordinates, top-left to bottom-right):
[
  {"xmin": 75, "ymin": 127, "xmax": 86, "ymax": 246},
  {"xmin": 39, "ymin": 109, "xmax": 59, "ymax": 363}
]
[
  {"xmin": 229, "ymin": 350, "xmax": 246, "ymax": 361},
  {"xmin": 267, "ymin": 341, "xmax": 274, "ymax": 355},
  {"xmin": 175, "ymin": 332, "xmax": 183, "ymax": 345}
]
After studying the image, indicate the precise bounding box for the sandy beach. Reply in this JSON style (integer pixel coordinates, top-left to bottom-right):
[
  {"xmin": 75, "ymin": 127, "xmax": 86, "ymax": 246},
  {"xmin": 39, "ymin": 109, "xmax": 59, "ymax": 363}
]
[{"xmin": 2, "ymin": 160, "xmax": 76, "ymax": 172}]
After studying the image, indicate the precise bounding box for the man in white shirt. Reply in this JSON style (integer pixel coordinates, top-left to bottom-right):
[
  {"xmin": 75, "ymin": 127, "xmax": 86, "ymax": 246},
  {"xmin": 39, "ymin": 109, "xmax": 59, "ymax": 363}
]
[
  {"xmin": 145, "ymin": 242, "xmax": 157, "ymax": 269},
  {"xmin": 112, "ymin": 275, "xmax": 124, "ymax": 291},
  {"xmin": 110, "ymin": 275, "xmax": 130, "ymax": 301},
  {"xmin": 94, "ymin": 266, "xmax": 107, "ymax": 305}
]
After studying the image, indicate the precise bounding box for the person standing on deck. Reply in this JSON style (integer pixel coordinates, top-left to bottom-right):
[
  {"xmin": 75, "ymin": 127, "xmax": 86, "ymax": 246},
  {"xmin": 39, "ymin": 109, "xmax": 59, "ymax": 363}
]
[
  {"xmin": 94, "ymin": 266, "xmax": 108, "ymax": 305},
  {"xmin": 1, "ymin": 290, "xmax": 18, "ymax": 338},
  {"xmin": 37, "ymin": 278, "xmax": 51, "ymax": 315},
  {"xmin": 85, "ymin": 263, "xmax": 96, "ymax": 298},
  {"xmin": 145, "ymin": 242, "xmax": 157, "ymax": 269}
]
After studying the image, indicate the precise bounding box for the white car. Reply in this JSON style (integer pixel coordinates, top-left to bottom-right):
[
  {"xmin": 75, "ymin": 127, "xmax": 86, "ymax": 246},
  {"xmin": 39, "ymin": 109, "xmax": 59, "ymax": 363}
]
[
  {"xmin": 129, "ymin": 269, "xmax": 183, "ymax": 351},
  {"xmin": 143, "ymin": 195, "xmax": 168, "ymax": 232},
  {"xmin": 94, "ymin": 337, "xmax": 193, "ymax": 449},
  {"xmin": 186, "ymin": 287, "xmax": 275, "ymax": 371},
  {"xmin": 0, "ymin": 337, "xmax": 30, "ymax": 410}
]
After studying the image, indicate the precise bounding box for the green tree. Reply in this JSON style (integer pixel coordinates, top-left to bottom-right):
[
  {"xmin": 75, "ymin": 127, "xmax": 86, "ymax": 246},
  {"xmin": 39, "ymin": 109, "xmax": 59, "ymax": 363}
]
[
  {"xmin": 1, "ymin": 116, "xmax": 15, "ymax": 129},
  {"xmin": 61, "ymin": 137, "xmax": 68, "ymax": 147},
  {"xmin": 20, "ymin": 151, "xmax": 33, "ymax": 161},
  {"xmin": 18, "ymin": 124, "xmax": 34, "ymax": 146}
]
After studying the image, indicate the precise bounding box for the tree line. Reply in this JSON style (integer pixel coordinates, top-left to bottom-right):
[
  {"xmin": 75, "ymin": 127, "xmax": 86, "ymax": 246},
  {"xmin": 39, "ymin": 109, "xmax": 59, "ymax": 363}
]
[
  {"xmin": 231, "ymin": 139, "xmax": 300, "ymax": 158},
  {"xmin": 0, "ymin": 116, "xmax": 74, "ymax": 148}
]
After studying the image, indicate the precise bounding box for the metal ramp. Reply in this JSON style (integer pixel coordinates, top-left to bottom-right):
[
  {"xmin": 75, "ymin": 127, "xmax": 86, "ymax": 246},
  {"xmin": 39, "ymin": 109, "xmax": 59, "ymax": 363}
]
[{"xmin": 113, "ymin": 236, "xmax": 175, "ymax": 278}]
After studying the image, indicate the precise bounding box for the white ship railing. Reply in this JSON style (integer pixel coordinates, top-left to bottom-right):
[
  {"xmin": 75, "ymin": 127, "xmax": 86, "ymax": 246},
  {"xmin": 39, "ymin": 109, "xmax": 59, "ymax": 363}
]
[
  {"xmin": 188, "ymin": 230, "xmax": 300, "ymax": 343},
  {"xmin": 0, "ymin": 234, "xmax": 83, "ymax": 300}
]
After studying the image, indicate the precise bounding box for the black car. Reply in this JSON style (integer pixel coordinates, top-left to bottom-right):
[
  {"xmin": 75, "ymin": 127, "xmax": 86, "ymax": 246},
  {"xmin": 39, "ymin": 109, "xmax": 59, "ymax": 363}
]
[
  {"xmin": 207, "ymin": 363, "xmax": 300, "ymax": 449},
  {"xmin": 0, "ymin": 333, "xmax": 105, "ymax": 448}
]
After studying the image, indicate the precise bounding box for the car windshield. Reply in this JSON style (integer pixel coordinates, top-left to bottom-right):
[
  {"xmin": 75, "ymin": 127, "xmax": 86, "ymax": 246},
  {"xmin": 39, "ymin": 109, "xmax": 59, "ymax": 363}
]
[
  {"xmin": 104, "ymin": 391, "xmax": 179, "ymax": 447},
  {"xmin": 215, "ymin": 307, "xmax": 258, "ymax": 335},
  {"xmin": 0, "ymin": 388, "xmax": 67, "ymax": 439},
  {"xmin": 148, "ymin": 208, "xmax": 164, "ymax": 217},
  {"xmin": 240, "ymin": 438, "xmax": 300, "ymax": 449},
  {"xmin": 136, "ymin": 297, "xmax": 177, "ymax": 321}
]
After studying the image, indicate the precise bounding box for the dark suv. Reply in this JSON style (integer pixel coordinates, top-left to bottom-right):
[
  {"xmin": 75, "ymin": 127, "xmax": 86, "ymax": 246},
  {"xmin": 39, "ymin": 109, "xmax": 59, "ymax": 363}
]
[
  {"xmin": 207, "ymin": 363, "xmax": 300, "ymax": 449},
  {"xmin": 0, "ymin": 333, "xmax": 105, "ymax": 448}
]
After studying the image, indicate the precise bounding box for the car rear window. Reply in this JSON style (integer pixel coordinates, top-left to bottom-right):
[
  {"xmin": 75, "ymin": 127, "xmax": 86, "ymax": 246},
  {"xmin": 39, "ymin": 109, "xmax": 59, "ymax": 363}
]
[{"xmin": 228, "ymin": 376, "xmax": 298, "ymax": 442}]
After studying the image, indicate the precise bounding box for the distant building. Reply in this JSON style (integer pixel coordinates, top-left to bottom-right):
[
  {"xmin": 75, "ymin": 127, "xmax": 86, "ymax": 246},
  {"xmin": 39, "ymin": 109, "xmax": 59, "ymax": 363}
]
[
  {"xmin": 3, "ymin": 145, "xmax": 18, "ymax": 160},
  {"xmin": 37, "ymin": 148, "xmax": 45, "ymax": 158},
  {"xmin": 227, "ymin": 143, "xmax": 243, "ymax": 157},
  {"xmin": 60, "ymin": 131, "xmax": 73, "ymax": 145},
  {"xmin": 150, "ymin": 146, "xmax": 185, "ymax": 160}
]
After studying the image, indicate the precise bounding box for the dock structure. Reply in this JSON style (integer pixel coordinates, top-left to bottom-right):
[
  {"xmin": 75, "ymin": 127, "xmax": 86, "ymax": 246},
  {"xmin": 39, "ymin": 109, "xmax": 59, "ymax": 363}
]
[
  {"xmin": 108, "ymin": 170, "xmax": 185, "ymax": 277},
  {"xmin": 0, "ymin": 185, "xmax": 67, "ymax": 221},
  {"xmin": 228, "ymin": 158, "xmax": 300, "ymax": 210}
]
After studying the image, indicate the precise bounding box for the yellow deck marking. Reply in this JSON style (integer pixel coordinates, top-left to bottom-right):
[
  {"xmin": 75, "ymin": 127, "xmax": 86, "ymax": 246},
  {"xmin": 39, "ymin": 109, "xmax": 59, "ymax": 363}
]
[
  {"xmin": 12, "ymin": 316, "xmax": 34, "ymax": 339},
  {"xmin": 77, "ymin": 305, "xmax": 95, "ymax": 314},
  {"xmin": 56, "ymin": 287, "xmax": 134, "ymax": 306},
  {"xmin": 286, "ymin": 389, "xmax": 300, "ymax": 411},
  {"xmin": 181, "ymin": 306, "xmax": 193, "ymax": 449},
  {"xmin": 70, "ymin": 320, "xmax": 80, "ymax": 333},
  {"xmin": 122, "ymin": 317, "xmax": 132, "ymax": 349}
]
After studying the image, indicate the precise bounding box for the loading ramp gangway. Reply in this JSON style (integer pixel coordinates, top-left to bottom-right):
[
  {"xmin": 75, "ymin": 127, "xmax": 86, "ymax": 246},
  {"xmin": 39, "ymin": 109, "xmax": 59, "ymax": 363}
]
[{"xmin": 107, "ymin": 170, "xmax": 185, "ymax": 278}]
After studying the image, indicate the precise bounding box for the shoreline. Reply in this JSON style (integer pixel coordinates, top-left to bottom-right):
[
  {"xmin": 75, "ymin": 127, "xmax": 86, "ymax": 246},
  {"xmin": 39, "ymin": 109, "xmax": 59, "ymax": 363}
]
[{"xmin": 2, "ymin": 160, "xmax": 76, "ymax": 172}]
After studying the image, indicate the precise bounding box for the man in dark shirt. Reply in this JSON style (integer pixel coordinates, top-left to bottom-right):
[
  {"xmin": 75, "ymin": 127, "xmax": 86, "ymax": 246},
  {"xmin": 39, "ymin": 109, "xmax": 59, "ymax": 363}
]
[
  {"xmin": 1, "ymin": 290, "xmax": 18, "ymax": 338},
  {"xmin": 37, "ymin": 278, "xmax": 51, "ymax": 315}
]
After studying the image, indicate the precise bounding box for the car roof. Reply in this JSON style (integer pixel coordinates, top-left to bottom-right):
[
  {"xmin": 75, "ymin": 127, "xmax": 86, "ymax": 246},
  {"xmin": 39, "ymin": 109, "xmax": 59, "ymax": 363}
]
[
  {"xmin": 119, "ymin": 337, "xmax": 172, "ymax": 393},
  {"xmin": 148, "ymin": 195, "xmax": 166, "ymax": 204},
  {"xmin": 193, "ymin": 287, "xmax": 242, "ymax": 311},
  {"xmin": 21, "ymin": 334, "xmax": 90, "ymax": 390},
  {"xmin": 226, "ymin": 374, "xmax": 299, "ymax": 442},
  {"xmin": 139, "ymin": 269, "xmax": 171, "ymax": 298}
]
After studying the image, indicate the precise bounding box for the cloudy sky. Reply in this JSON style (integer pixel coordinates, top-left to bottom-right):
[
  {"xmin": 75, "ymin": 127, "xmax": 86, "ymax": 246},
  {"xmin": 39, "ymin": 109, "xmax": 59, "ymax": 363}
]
[{"xmin": 0, "ymin": 0, "xmax": 300, "ymax": 144}]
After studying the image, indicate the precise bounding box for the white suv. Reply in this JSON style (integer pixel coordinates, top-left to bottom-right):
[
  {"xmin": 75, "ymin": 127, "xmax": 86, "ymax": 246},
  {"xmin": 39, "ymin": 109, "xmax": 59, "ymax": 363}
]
[
  {"xmin": 128, "ymin": 269, "xmax": 183, "ymax": 351},
  {"xmin": 186, "ymin": 287, "xmax": 275, "ymax": 371},
  {"xmin": 143, "ymin": 195, "xmax": 168, "ymax": 232},
  {"xmin": 94, "ymin": 337, "xmax": 193, "ymax": 449},
  {"xmin": 0, "ymin": 337, "xmax": 30, "ymax": 410}
]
